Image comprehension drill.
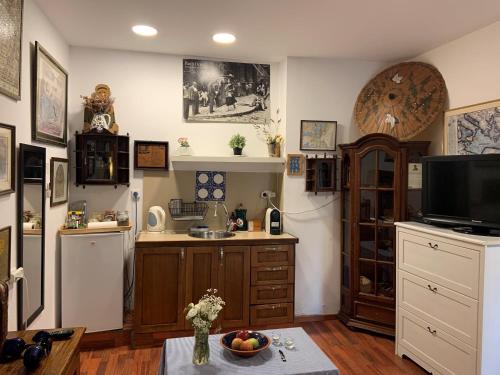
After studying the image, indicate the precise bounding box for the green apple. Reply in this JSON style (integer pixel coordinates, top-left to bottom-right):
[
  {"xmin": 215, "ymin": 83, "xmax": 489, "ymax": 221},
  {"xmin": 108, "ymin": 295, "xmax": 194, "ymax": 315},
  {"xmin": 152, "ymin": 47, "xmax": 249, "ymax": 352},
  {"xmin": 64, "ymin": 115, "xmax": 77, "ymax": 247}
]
[{"xmin": 247, "ymin": 338, "xmax": 259, "ymax": 349}]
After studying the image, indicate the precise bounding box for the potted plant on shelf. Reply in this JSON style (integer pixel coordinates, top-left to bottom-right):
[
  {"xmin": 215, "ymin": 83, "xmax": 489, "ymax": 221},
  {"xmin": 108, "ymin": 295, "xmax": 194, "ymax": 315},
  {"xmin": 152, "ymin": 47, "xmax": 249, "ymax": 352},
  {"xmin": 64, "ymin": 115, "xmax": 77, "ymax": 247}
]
[
  {"xmin": 253, "ymin": 108, "xmax": 284, "ymax": 157},
  {"xmin": 229, "ymin": 134, "xmax": 246, "ymax": 156},
  {"xmin": 176, "ymin": 137, "xmax": 192, "ymax": 156}
]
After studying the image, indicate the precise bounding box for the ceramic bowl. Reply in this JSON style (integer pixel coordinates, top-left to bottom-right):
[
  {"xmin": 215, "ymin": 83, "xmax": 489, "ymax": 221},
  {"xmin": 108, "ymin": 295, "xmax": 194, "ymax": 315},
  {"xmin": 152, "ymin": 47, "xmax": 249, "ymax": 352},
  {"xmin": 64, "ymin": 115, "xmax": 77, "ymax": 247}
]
[{"xmin": 220, "ymin": 331, "xmax": 271, "ymax": 358}]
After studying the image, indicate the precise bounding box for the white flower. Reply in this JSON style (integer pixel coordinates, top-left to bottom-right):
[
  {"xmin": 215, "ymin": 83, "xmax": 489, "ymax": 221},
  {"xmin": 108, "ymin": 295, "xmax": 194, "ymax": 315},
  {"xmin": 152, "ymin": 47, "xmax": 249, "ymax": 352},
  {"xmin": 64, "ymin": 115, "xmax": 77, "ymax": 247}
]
[{"xmin": 186, "ymin": 306, "xmax": 199, "ymax": 319}]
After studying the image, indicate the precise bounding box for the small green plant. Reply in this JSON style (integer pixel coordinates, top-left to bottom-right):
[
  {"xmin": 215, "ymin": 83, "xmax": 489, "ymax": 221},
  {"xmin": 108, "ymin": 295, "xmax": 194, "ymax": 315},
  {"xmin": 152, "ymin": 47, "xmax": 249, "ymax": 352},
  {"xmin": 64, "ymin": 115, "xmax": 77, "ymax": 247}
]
[{"xmin": 229, "ymin": 134, "xmax": 246, "ymax": 149}]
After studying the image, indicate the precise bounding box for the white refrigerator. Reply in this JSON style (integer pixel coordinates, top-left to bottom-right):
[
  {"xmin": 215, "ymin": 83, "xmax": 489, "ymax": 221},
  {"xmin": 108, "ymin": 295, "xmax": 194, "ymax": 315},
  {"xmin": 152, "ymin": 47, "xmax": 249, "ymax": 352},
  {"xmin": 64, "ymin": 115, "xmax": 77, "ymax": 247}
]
[{"xmin": 61, "ymin": 232, "xmax": 124, "ymax": 332}]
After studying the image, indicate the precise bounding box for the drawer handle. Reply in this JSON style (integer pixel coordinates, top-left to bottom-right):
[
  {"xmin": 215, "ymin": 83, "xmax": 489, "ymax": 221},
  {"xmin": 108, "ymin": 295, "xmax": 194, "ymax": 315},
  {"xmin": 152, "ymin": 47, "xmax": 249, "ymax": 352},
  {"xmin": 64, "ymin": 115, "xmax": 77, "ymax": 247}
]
[
  {"xmin": 428, "ymin": 242, "xmax": 438, "ymax": 249},
  {"xmin": 265, "ymin": 247, "xmax": 279, "ymax": 251},
  {"xmin": 181, "ymin": 248, "xmax": 185, "ymax": 261},
  {"xmin": 270, "ymin": 267, "xmax": 283, "ymax": 271},
  {"xmin": 427, "ymin": 326, "xmax": 437, "ymax": 335},
  {"xmin": 427, "ymin": 284, "xmax": 438, "ymax": 293}
]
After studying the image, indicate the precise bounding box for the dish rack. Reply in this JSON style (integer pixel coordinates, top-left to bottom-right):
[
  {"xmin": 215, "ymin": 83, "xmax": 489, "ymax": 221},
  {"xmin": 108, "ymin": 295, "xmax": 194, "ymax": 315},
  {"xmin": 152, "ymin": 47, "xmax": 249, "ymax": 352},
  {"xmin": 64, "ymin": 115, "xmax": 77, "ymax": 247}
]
[{"xmin": 168, "ymin": 201, "xmax": 208, "ymax": 221}]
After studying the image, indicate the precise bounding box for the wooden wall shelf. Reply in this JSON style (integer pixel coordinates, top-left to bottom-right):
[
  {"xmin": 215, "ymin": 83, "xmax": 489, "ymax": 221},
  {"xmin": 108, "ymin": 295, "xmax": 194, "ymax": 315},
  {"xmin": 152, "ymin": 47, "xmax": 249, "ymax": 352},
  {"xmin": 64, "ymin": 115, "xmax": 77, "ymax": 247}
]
[{"xmin": 171, "ymin": 156, "xmax": 285, "ymax": 173}]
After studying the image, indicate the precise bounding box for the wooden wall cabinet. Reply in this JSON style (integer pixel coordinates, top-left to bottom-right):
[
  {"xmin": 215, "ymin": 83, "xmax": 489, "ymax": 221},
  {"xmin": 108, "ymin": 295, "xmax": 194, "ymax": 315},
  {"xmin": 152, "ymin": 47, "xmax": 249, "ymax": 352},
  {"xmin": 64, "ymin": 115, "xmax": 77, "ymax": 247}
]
[
  {"xmin": 133, "ymin": 239, "xmax": 296, "ymax": 345},
  {"xmin": 305, "ymin": 156, "xmax": 337, "ymax": 194},
  {"xmin": 75, "ymin": 132, "xmax": 130, "ymax": 188},
  {"xmin": 338, "ymin": 134, "xmax": 429, "ymax": 336}
]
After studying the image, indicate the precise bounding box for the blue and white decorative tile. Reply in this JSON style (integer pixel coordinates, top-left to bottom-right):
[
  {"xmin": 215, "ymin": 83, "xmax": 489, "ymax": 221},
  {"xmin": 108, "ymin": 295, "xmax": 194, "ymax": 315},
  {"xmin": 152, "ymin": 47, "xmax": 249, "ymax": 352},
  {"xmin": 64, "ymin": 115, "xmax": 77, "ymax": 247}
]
[{"xmin": 195, "ymin": 171, "xmax": 226, "ymax": 201}]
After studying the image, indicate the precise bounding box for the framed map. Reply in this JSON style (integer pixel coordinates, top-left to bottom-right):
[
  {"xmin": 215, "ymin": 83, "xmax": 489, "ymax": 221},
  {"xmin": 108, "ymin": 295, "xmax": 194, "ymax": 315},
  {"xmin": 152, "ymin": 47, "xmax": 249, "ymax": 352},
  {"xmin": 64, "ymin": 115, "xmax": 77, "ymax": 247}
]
[
  {"xmin": 134, "ymin": 140, "xmax": 169, "ymax": 170},
  {"xmin": 0, "ymin": 0, "xmax": 23, "ymax": 100},
  {"xmin": 444, "ymin": 99, "xmax": 500, "ymax": 155},
  {"xmin": 33, "ymin": 41, "xmax": 68, "ymax": 147},
  {"xmin": 300, "ymin": 120, "xmax": 337, "ymax": 151}
]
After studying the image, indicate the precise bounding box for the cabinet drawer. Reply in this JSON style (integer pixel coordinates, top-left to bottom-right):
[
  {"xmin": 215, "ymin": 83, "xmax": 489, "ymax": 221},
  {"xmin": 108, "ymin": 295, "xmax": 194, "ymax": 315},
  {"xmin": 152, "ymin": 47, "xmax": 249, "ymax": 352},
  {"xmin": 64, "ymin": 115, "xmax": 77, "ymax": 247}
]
[
  {"xmin": 398, "ymin": 231, "xmax": 480, "ymax": 299},
  {"xmin": 250, "ymin": 303, "xmax": 293, "ymax": 325},
  {"xmin": 354, "ymin": 301, "xmax": 395, "ymax": 326},
  {"xmin": 251, "ymin": 266, "xmax": 294, "ymax": 285},
  {"xmin": 398, "ymin": 270, "xmax": 478, "ymax": 347},
  {"xmin": 398, "ymin": 309, "xmax": 476, "ymax": 375},
  {"xmin": 251, "ymin": 285, "xmax": 294, "ymax": 304},
  {"xmin": 251, "ymin": 245, "xmax": 294, "ymax": 266}
]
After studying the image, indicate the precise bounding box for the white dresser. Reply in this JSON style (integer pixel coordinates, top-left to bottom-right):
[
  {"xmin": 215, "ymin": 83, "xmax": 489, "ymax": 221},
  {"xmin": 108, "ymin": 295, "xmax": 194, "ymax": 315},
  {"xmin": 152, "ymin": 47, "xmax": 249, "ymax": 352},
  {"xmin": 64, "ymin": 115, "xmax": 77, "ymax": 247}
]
[{"xmin": 395, "ymin": 222, "xmax": 500, "ymax": 375}]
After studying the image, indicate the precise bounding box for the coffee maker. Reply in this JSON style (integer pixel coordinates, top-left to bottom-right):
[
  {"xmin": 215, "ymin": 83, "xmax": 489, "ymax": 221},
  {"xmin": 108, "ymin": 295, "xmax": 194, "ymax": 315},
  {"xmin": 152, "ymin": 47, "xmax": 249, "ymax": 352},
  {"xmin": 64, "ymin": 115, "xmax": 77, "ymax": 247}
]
[{"xmin": 265, "ymin": 208, "xmax": 281, "ymax": 235}]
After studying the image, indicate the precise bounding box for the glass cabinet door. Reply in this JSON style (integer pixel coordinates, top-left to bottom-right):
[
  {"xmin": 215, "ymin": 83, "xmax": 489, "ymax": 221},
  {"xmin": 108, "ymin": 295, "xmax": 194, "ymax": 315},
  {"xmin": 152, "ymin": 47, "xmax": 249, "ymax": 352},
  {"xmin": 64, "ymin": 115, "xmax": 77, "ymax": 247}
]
[
  {"xmin": 356, "ymin": 148, "xmax": 398, "ymax": 300},
  {"xmin": 340, "ymin": 154, "xmax": 351, "ymax": 312},
  {"xmin": 84, "ymin": 138, "xmax": 115, "ymax": 182}
]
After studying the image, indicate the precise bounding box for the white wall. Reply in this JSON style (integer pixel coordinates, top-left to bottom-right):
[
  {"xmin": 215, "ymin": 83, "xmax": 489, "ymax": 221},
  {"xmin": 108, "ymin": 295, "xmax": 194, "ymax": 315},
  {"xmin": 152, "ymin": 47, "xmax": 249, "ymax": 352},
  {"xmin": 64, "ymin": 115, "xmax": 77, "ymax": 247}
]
[
  {"xmin": 283, "ymin": 57, "xmax": 385, "ymax": 315},
  {"xmin": 0, "ymin": 0, "xmax": 69, "ymax": 330}
]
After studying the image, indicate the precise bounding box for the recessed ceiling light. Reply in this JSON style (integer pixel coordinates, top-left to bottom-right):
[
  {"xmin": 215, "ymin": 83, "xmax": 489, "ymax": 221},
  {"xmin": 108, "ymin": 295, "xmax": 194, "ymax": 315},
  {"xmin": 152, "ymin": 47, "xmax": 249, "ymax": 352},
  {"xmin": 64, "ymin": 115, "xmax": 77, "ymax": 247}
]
[
  {"xmin": 212, "ymin": 33, "xmax": 236, "ymax": 44},
  {"xmin": 132, "ymin": 25, "xmax": 158, "ymax": 37}
]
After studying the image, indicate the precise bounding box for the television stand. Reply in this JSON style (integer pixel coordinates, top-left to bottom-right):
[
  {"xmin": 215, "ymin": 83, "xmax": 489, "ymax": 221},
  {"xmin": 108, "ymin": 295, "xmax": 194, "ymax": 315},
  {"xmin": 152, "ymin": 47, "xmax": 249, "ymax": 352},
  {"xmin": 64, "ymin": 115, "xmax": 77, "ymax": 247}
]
[{"xmin": 452, "ymin": 226, "xmax": 500, "ymax": 237}]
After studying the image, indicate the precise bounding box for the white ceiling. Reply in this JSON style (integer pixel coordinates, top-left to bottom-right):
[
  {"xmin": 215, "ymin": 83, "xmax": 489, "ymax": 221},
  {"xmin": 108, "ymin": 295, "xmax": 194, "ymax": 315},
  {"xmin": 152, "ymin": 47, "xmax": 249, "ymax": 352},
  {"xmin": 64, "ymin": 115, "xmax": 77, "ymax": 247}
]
[{"xmin": 35, "ymin": 0, "xmax": 500, "ymax": 62}]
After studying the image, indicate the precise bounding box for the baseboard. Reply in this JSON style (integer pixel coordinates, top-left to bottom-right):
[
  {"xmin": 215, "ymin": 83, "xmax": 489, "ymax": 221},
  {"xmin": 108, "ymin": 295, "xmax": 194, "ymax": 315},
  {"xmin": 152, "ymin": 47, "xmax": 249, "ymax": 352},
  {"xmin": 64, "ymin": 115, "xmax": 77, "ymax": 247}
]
[{"xmin": 294, "ymin": 314, "xmax": 338, "ymax": 323}]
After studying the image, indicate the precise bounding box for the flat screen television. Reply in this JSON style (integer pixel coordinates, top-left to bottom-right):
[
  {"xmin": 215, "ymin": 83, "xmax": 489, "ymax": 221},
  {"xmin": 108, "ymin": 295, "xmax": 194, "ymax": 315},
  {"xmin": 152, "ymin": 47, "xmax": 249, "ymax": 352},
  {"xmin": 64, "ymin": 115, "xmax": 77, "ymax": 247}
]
[{"xmin": 422, "ymin": 154, "xmax": 500, "ymax": 235}]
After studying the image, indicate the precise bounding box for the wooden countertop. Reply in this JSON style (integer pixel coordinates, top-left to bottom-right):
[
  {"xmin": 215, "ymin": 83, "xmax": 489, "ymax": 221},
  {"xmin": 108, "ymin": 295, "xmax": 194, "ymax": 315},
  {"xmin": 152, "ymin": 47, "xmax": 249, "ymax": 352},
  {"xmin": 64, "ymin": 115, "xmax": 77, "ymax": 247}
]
[
  {"xmin": 1, "ymin": 327, "xmax": 85, "ymax": 375},
  {"xmin": 136, "ymin": 230, "xmax": 298, "ymax": 247}
]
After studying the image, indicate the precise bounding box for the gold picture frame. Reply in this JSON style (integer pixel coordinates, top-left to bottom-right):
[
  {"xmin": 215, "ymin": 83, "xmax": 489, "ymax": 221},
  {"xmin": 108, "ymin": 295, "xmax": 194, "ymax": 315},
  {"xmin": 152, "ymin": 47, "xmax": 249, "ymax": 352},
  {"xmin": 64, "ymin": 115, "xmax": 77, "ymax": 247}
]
[
  {"xmin": 0, "ymin": 226, "xmax": 11, "ymax": 282},
  {"xmin": 287, "ymin": 154, "xmax": 304, "ymax": 176},
  {"xmin": 444, "ymin": 99, "xmax": 500, "ymax": 155}
]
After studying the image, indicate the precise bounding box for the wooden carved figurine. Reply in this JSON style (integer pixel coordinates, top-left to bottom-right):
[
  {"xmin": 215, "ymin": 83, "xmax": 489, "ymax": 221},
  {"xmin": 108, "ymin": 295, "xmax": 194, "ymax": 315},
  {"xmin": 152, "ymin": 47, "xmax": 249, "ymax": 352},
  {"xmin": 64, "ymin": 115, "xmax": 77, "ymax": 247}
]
[{"xmin": 82, "ymin": 84, "xmax": 119, "ymax": 134}]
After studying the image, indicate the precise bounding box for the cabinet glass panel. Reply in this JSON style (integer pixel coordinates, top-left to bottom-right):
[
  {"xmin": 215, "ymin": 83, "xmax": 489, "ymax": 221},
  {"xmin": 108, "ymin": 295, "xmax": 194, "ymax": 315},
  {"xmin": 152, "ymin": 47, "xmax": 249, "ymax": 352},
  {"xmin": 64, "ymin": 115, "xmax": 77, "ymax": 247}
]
[
  {"xmin": 360, "ymin": 151, "xmax": 376, "ymax": 187},
  {"xmin": 378, "ymin": 190, "xmax": 394, "ymax": 224},
  {"xmin": 342, "ymin": 221, "xmax": 350, "ymax": 254},
  {"xmin": 85, "ymin": 139, "xmax": 114, "ymax": 181},
  {"xmin": 359, "ymin": 261, "xmax": 375, "ymax": 295},
  {"xmin": 377, "ymin": 227, "xmax": 394, "ymax": 262},
  {"xmin": 359, "ymin": 190, "xmax": 376, "ymax": 223},
  {"xmin": 407, "ymin": 189, "xmax": 423, "ymax": 220},
  {"xmin": 342, "ymin": 192, "xmax": 350, "ymax": 220},
  {"xmin": 318, "ymin": 161, "xmax": 334, "ymax": 189},
  {"xmin": 378, "ymin": 150, "xmax": 394, "ymax": 188},
  {"xmin": 359, "ymin": 225, "xmax": 375, "ymax": 259},
  {"xmin": 376, "ymin": 264, "xmax": 394, "ymax": 298},
  {"xmin": 342, "ymin": 253, "xmax": 350, "ymax": 288}
]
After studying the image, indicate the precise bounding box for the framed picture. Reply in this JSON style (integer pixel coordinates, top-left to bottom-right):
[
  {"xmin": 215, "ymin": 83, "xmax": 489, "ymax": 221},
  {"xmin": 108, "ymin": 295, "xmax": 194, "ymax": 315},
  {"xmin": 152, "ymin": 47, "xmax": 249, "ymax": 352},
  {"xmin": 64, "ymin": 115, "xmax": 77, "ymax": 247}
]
[
  {"xmin": 134, "ymin": 141, "xmax": 169, "ymax": 170},
  {"xmin": 0, "ymin": 0, "xmax": 23, "ymax": 100},
  {"xmin": 444, "ymin": 99, "xmax": 500, "ymax": 155},
  {"xmin": 0, "ymin": 124, "xmax": 15, "ymax": 196},
  {"xmin": 287, "ymin": 154, "xmax": 304, "ymax": 176},
  {"xmin": 300, "ymin": 120, "xmax": 337, "ymax": 152},
  {"xmin": 50, "ymin": 158, "xmax": 68, "ymax": 206},
  {"xmin": 32, "ymin": 41, "xmax": 68, "ymax": 147},
  {"xmin": 0, "ymin": 226, "xmax": 11, "ymax": 282},
  {"xmin": 183, "ymin": 59, "xmax": 270, "ymax": 124}
]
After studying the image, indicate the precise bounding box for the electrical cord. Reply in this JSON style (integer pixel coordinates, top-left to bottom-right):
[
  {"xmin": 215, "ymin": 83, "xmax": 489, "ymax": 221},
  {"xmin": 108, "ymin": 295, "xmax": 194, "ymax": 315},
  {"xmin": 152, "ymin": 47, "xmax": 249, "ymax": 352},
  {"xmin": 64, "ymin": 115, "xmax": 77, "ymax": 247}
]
[{"xmin": 267, "ymin": 195, "xmax": 338, "ymax": 215}]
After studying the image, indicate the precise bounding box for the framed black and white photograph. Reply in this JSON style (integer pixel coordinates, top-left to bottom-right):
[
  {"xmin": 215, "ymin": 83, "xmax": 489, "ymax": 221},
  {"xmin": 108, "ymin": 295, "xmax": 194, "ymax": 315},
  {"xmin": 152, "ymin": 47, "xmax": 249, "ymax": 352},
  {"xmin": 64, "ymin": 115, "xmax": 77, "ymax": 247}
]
[
  {"xmin": 50, "ymin": 157, "xmax": 68, "ymax": 207},
  {"xmin": 134, "ymin": 140, "xmax": 169, "ymax": 170},
  {"xmin": 300, "ymin": 120, "xmax": 337, "ymax": 152},
  {"xmin": 0, "ymin": 226, "xmax": 11, "ymax": 282},
  {"xmin": 33, "ymin": 41, "xmax": 68, "ymax": 147},
  {"xmin": 0, "ymin": 0, "xmax": 23, "ymax": 100},
  {"xmin": 0, "ymin": 123, "xmax": 15, "ymax": 196},
  {"xmin": 183, "ymin": 59, "xmax": 270, "ymax": 124}
]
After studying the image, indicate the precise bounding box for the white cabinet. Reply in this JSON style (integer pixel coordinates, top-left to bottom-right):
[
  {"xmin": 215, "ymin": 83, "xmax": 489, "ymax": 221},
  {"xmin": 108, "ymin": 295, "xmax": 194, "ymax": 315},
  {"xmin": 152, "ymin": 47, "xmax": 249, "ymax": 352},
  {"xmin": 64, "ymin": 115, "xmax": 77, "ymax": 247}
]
[
  {"xmin": 396, "ymin": 222, "xmax": 500, "ymax": 375},
  {"xmin": 61, "ymin": 232, "xmax": 125, "ymax": 332}
]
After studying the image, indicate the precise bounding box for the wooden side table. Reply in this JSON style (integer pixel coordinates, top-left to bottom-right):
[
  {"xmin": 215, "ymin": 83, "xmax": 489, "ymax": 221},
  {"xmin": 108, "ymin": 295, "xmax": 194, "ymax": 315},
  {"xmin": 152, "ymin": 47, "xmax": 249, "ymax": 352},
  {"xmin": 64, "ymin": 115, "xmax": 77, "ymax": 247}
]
[{"xmin": 0, "ymin": 327, "xmax": 85, "ymax": 375}]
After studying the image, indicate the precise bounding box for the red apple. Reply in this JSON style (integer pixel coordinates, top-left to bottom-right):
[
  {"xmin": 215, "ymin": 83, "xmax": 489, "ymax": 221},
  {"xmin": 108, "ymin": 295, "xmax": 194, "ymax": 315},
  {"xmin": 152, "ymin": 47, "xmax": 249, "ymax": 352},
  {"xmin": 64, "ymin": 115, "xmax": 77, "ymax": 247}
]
[
  {"xmin": 231, "ymin": 338, "xmax": 243, "ymax": 350},
  {"xmin": 236, "ymin": 330, "xmax": 250, "ymax": 341}
]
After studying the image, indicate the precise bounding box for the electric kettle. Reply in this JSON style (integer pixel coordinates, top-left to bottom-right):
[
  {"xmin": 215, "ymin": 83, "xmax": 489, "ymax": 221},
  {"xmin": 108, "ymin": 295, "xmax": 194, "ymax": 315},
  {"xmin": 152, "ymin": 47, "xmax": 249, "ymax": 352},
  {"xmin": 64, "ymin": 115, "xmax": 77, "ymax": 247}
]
[{"xmin": 147, "ymin": 206, "xmax": 166, "ymax": 232}]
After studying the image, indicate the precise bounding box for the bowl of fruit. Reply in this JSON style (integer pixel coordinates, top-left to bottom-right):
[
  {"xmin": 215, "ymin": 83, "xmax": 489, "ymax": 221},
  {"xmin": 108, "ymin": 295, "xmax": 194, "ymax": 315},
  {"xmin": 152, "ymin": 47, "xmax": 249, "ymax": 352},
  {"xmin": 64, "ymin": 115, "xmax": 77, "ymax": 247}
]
[{"xmin": 220, "ymin": 329, "xmax": 270, "ymax": 358}]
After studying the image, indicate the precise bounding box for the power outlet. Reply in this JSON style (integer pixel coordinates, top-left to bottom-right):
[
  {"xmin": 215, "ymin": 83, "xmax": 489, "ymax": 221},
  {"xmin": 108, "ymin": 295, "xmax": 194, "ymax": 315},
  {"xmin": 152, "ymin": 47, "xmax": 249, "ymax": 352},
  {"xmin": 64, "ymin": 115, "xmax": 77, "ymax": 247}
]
[
  {"xmin": 131, "ymin": 190, "xmax": 141, "ymax": 200},
  {"xmin": 260, "ymin": 190, "xmax": 276, "ymax": 199}
]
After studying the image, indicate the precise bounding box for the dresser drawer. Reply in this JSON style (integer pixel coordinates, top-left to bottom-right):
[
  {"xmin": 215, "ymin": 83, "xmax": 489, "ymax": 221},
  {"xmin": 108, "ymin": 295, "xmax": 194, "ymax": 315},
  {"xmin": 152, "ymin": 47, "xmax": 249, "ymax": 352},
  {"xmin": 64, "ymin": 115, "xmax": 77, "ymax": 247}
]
[
  {"xmin": 251, "ymin": 285, "xmax": 294, "ymax": 304},
  {"xmin": 251, "ymin": 245, "xmax": 294, "ymax": 267},
  {"xmin": 398, "ymin": 230, "xmax": 480, "ymax": 298},
  {"xmin": 250, "ymin": 303, "xmax": 293, "ymax": 325},
  {"xmin": 398, "ymin": 270, "xmax": 478, "ymax": 347},
  {"xmin": 251, "ymin": 266, "xmax": 294, "ymax": 285},
  {"xmin": 398, "ymin": 309, "xmax": 476, "ymax": 375}
]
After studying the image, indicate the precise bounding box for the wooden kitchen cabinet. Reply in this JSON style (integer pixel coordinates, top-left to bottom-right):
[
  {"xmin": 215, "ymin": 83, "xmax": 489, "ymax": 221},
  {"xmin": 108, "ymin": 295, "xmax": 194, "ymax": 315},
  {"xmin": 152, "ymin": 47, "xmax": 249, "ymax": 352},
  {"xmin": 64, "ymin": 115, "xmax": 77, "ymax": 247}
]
[
  {"xmin": 217, "ymin": 246, "xmax": 250, "ymax": 328},
  {"xmin": 134, "ymin": 247, "xmax": 186, "ymax": 333}
]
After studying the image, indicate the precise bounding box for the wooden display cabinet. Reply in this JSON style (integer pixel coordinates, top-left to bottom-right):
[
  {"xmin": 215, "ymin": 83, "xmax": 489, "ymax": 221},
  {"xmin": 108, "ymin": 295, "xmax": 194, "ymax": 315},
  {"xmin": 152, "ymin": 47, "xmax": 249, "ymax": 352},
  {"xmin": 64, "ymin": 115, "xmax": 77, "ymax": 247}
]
[
  {"xmin": 74, "ymin": 132, "xmax": 130, "ymax": 188},
  {"xmin": 338, "ymin": 134, "xmax": 429, "ymax": 336}
]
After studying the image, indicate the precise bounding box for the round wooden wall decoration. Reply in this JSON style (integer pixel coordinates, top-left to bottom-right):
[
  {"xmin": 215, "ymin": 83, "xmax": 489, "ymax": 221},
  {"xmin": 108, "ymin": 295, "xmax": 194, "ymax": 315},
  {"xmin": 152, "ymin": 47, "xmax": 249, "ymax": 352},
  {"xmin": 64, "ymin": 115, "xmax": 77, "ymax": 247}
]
[{"xmin": 355, "ymin": 62, "xmax": 446, "ymax": 141}]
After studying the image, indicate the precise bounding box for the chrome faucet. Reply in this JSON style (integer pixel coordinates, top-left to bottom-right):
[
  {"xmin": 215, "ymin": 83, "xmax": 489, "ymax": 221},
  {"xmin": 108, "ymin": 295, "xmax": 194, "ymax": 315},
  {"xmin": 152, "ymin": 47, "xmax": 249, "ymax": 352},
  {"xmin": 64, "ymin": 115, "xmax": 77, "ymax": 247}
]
[{"xmin": 214, "ymin": 201, "xmax": 231, "ymax": 231}]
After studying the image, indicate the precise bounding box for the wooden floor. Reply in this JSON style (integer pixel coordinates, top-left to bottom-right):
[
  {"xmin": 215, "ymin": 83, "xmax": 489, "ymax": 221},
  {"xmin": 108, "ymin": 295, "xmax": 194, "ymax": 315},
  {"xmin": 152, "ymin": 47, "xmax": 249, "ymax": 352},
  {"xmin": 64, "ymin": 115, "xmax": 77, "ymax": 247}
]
[{"xmin": 80, "ymin": 320, "xmax": 427, "ymax": 375}]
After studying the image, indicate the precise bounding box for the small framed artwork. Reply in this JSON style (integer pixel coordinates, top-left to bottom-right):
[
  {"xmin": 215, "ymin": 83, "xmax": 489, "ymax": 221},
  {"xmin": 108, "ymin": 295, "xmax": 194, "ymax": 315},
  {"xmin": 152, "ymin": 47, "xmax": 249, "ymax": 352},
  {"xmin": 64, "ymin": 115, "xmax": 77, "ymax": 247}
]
[
  {"xmin": 0, "ymin": 124, "xmax": 15, "ymax": 196},
  {"xmin": 134, "ymin": 141, "xmax": 169, "ymax": 170},
  {"xmin": 0, "ymin": 0, "xmax": 23, "ymax": 100},
  {"xmin": 287, "ymin": 154, "xmax": 304, "ymax": 176},
  {"xmin": 50, "ymin": 158, "xmax": 68, "ymax": 207},
  {"xmin": 444, "ymin": 99, "xmax": 500, "ymax": 155},
  {"xmin": 32, "ymin": 41, "xmax": 68, "ymax": 147},
  {"xmin": 0, "ymin": 226, "xmax": 11, "ymax": 282},
  {"xmin": 300, "ymin": 120, "xmax": 337, "ymax": 152}
]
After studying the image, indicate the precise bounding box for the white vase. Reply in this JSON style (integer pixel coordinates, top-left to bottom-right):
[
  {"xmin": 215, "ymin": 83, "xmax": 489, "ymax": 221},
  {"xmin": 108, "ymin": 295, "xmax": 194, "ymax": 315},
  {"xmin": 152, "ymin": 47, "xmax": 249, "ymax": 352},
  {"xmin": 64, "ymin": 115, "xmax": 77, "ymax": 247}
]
[{"xmin": 176, "ymin": 146, "xmax": 192, "ymax": 156}]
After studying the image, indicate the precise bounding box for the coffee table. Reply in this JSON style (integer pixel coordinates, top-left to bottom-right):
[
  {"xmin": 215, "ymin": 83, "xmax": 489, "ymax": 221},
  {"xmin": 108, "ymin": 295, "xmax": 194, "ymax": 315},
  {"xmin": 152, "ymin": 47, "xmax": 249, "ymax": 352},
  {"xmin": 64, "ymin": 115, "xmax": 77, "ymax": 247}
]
[{"xmin": 158, "ymin": 327, "xmax": 339, "ymax": 374}]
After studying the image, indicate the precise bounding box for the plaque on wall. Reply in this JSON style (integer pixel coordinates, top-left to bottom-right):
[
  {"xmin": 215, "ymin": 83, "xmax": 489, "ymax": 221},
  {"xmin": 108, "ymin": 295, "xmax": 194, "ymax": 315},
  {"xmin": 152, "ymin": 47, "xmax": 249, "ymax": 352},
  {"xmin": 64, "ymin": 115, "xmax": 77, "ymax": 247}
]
[
  {"xmin": 134, "ymin": 141, "xmax": 169, "ymax": 170},
  {"xmin": 0, "ymin": 0, "xmax": 23, "ymax": 100}
]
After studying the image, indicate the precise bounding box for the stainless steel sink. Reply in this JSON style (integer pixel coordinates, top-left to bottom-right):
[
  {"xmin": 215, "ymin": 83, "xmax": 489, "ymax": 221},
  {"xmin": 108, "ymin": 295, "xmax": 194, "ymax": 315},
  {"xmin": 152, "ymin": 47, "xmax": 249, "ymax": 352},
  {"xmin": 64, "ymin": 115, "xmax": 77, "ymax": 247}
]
[{"xmin": 188, "ymin": 230, "xmax": 235, "ymax": 239}]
